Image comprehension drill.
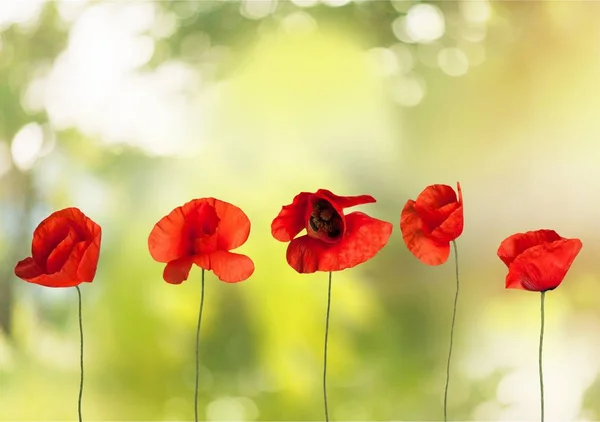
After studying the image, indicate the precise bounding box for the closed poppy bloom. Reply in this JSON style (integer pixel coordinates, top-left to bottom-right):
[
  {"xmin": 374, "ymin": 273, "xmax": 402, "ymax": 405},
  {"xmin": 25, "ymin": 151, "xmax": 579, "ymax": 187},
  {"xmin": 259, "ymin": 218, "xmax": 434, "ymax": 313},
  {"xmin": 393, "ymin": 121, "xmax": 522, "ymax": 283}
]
[
  {"xmin": 271, "ymin": 189, "xmax": 393, "ymax": 273},
  {"xmin": 497, "ymin": 229, "xmax": 582, "ymax": 291},
  {"xmin": 14, "ymin": 207, "xmax": 102, "ymax": 288},
  {"xmin": 400, "ymin": 183, "xmax": 463, "ymax": 266},
  {"xmin": 148, "ymin": 198, "xmax": 254, "ymax": 284}
]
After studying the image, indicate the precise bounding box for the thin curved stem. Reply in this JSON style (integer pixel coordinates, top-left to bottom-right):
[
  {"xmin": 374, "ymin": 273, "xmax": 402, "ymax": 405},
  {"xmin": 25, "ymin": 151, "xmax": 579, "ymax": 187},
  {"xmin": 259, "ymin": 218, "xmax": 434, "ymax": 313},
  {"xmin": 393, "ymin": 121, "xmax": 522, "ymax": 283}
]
[
  {"xmin": 194, "ymin": 269, "xmax": 206, "ymax": 422},
  {"xmin": 323, "ymin": 271, "xmax": 332, "ymax": 422},
  {"xmin": 75, "ymin": 286, "xmax": 83, "ymax": 422},
  {"xmin": 443, "ymin": 240, "xmax": 460, "ymax": 422},
  {"xmin": 539, "ymin": 291, "xmax": 545, "ymax": 422}
]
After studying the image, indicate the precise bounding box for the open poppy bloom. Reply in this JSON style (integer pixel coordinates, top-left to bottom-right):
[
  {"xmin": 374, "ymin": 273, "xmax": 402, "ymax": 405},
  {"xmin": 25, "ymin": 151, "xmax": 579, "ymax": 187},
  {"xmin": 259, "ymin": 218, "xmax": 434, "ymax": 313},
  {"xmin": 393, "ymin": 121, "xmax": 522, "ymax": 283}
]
[
  {"xmin": 14, "ymin": 207, "xmax": 102, "ymax": 288},
  {"xmin": 400, "ymin": 183, "xmax": 463, "ymax": 266},
  {"xmin": 497, "ymin": 229, "xmax": 582, "ymax": 291},
  {"xmin": 148, "ymin": 198, "xmax": 254, "ymax": 284},
  {"xmin": 271, "ymin": 189, "xmax": 393, "ymax": 273}
]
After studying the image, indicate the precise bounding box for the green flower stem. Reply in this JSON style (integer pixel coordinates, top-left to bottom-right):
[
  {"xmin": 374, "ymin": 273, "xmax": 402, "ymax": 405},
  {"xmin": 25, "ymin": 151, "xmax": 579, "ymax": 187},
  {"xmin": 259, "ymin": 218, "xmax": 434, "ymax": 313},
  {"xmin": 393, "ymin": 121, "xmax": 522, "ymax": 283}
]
[
  {"xmin": 323, "ymin": 271, "xmax": 332, "ymax": 422},
  {"xmin": 443, "ymin": 240, "xmax": 460, "ymax": 422},
  {"xmin": 75, "ymin": 286, "xmax": 83, "ymax": 422},
  {"xmin": 539, "ymin": 291, "xmax": 545, "ymax": 422},
  {"xmin": 194, "ymin": 269, "xmax": 205, "ymax": 422}
]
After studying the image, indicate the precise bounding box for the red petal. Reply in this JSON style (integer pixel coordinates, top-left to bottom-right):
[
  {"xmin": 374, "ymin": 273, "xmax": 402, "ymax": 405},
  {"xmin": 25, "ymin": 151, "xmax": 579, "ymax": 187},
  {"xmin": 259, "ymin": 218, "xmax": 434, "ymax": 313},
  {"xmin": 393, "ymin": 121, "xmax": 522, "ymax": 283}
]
[
  {"xmin": 45, "ymin": 227, "xmax": 79, "ymax": 274},
  {"xmin": 31, "ymin": 208, "xmax": 99, "ymax": 269},
  {"xmin": 314, "ymin": 189, "xmax": 376, "ymax": 209},
  {"xmin": 429, "ymin": 205, "xmax": 464, "ymax": 243},
  {"xmin": 148, "ymin": 206, "xmax": 188, "ymax": 262},
  {"xmin": 193, "ymin": 250, "xmax": 254, "ymax": 282},
  {"xmin": 400, "ymin": 200, "xmax": 450, "ymax": 265},
  {"xmin": 17, "ymin": 243, "xmax": 88, "ymax": 288},
  {"xmin": 505, "ymin": 238, "xmax": 582, "ymax": 291},
  {"xmin": 14, "ymin": 257, "xmax": 43, "ymax": 280},
  {"xmin": 163, "ymin": 257, "xmax": 194, "ymax": 284},
  {"xmin": 497, "ymin": 230, "xmax": 562, "ymax": 267},
  {"xmin": 271, "ymin": 192, "xmax": 311, "ymax": 242},
  {"xmin": 414, "ymin": 184, "xmax": 461, "ymax": 234},
  {"xmin": 148, "ymin": 200, "xmax": 219, "ymax": 262},
  {"xmin": 286, "ymin": 212, "xmax": 392, "ymax": 273},
  {"xmin": 77, "ymin": 235, "xmax": 102, "ymax": 283},
  {"xmin": 209, "ymin": 199, "xmax": 251, "ymax": 251}
]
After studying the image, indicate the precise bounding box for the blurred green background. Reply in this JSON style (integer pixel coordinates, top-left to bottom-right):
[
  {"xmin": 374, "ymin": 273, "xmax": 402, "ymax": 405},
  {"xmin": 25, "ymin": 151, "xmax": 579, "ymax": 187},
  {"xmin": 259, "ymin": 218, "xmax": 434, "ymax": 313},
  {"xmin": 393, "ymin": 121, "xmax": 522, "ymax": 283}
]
[{"xmin": 1, "ymin": 0, "xmax": 600, "ymax": 420}]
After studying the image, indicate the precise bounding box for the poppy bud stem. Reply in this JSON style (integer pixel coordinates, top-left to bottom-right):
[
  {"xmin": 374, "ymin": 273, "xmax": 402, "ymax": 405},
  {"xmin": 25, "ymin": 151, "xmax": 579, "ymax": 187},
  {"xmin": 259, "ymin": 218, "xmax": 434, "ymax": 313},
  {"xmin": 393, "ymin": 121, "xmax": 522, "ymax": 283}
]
[
  {"xmin": 539, "ymin": 291, "xmax": 545, "ymax": 422},
  {"xmin": 323, "ymin": 271, "xmax": 332, "ymax": 422},
  {"xmin": 443, "ymin": 240, "xmax": 460, "ymax": 422},
  {"xmin": 194, "ymin": 269, "xmax": 206, "ymax": 422},
  {"xmin": 75, "ymin": 286, "xmax": 83, "ymax": 422}
]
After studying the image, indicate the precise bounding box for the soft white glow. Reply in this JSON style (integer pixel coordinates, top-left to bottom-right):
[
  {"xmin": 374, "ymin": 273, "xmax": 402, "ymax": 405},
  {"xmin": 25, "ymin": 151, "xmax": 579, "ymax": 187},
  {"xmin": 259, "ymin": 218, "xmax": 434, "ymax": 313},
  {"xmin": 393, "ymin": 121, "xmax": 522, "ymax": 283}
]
[
  {"xmin": 241, "ymin": 0, "xmax": 277, "ymax": 20},
  {"xmin": 150, "ymin": 9, "xmax": 178, "ymax": 39},
  {"xmin": 289, "ymin": 0, "xmax": 319, "ymax": 7},
  {"xmin": 405, "ymin": 4, "xmax": 445, "ymax": 43},
  {"xmin": 11, "ymin": 123, "xmax": 44, "ymax": 171},
  {"xmin": 0, "ymin": 0, "xmax": 44, "ymax": 31},
  {"xmin": 438, "ymin": 47, "xmax": 469, "ymax": 76},
  {"xmin": 460, "ymin": 0, "xmax": 492, "ymax": 24},
  {"xmin": 43, "ymin": 2, "xmax": 214, "ymax": 156},
  {"xmin": 391, "ymin": 16, "xmax": 415, "ymax": 44},
  {"xmin": 464, "ymin": 298, "xmax": 600, "ymax": 420},
  {"xmin": 322, "ymin": 0, "xmax": 351, "ymax": 7},
  {"xmin": 55, "ymin": 0, "xmax": 90, "ymax": 23},
  {"xmin": 281, "ymin": 11, "xmax": 317, "ymax": 36}
]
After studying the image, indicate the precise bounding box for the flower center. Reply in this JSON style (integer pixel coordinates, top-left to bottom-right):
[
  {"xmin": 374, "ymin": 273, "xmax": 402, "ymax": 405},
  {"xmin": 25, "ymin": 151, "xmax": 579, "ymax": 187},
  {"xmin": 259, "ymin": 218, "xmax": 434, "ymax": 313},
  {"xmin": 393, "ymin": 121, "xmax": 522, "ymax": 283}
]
[{"xmin": 308, "ymin": 199, "xmax": 342, "ymax": 241}]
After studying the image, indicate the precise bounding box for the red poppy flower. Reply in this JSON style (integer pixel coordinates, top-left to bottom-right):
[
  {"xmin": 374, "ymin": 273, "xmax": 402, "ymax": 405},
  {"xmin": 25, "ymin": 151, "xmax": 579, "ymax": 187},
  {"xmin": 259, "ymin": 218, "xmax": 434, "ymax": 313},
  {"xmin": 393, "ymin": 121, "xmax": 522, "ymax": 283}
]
[
  {"xmin": 497, "ymin": 229, "xmax": 582, "ymax": 291},
  {"xmin": 14, "ymin": 207, "xmax": 102, "ymax": 288},
  {"xmin": 400, "ymin": 182, "xmax": 463, "ymax": 266},
  {"xmin": 148, "ymin": 198, "xmax": 254, "ymax": 284},
  {"xmin": 271, "ymin": 189, "xmax": 393, "ymax": 273}
]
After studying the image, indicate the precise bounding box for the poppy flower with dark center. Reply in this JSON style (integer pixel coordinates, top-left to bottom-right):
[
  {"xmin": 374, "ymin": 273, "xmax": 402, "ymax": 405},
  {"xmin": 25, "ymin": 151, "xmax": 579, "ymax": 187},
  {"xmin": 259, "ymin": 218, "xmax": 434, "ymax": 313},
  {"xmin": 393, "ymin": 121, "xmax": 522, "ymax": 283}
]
[
  {"xmin": 400, "ymin": 183, "xmax": 463, "ymax": 265},
  {"xmin": 14, "ymin": 207, "xmax": 102, "ymax": 288},
  {"xmin": 148, "ymin": 198, "xmax": 254, "ymax": 284},
  {"xmin": 497, "ymin": 229, "xmax": 582, "ymax": 292},
  {"xmin": 271, "ymin": 189, "xmax": 393, "ymax": 273}
]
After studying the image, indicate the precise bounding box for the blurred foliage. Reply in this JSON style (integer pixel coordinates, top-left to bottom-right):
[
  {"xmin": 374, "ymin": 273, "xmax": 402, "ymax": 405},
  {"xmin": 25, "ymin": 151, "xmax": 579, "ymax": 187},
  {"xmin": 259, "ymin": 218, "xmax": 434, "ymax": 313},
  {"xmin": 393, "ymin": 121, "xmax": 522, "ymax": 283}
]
[{"xmin": 1, "ymin": 0, "xmax": 600, "ymax": 421}]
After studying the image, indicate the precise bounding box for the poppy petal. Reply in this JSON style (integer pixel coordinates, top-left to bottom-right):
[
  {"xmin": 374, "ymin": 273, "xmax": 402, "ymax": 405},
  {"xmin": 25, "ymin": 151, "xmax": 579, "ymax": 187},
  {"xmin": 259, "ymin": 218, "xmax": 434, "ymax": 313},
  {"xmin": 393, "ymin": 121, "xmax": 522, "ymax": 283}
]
[
  {"xmin": 271, "ymin": 192, "xmax": 311, "ymax": 242},
  {"xmin": 31, "ymin": 217, "xmax": 71, "ymax": 270},
  {"xmin": 14, "ymin": 257, "xmax": 44, "ymax": 280},
  {"xmin": 414, "ymin": 185, "xmax": 460, "ymax": 232},
  {"xmin": 148, "ymin": 206, "xmax": 188, "ymax": 263},
  {"xmin": 18, "ymin": 243, "xmax": 88, "ymax": 288},
  {"xmin": 31, "ymin": 208, "xmax": 97, "ymax": 268},
  {"xmin": 193, "ymin": 250, "xmax": 254, "ymax": 283},
  {"xmin": 209, "ymin": 199, "xmax": 251, "ymax": 251},
  {"xmin": 400, "ymin": 199, "xmax": 451, "ymax": 265},
  {"xmin": 415, "ymin": 184, "xmax": 458, "ymax": 209},
  {"xmin": 286, "ymin": 212, "xmax": 392, "ymax": 273},
  {"xmin": 505, "ymin": 238, "xmax": 582, "ymax": 291},
  {"xmin": 429, "ymin": 205, "xmax": 464, "ymax": 243},
  {"xmin": 497, "ymin": 230, "xmax": 562, "ymax": 267},
  {"xmin": 163, "ymin": 257, "xmax": 194, "ymax": 284},
  {"xmin": 45, "ymin": 227, "xmax": 79, "ymax": 274},
  {"xmin": 77, "ymin": 236, "xmax": 102, "ymax": 283},
  {"xmin": 314, "ymin": 189, "xmax": 376, "ymax": 209}
]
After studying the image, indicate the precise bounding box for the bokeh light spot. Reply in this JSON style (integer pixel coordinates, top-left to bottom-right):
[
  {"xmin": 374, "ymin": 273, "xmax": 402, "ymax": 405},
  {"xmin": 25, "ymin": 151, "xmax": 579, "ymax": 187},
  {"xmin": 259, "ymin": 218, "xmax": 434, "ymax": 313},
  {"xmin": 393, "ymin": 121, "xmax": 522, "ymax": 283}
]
[
  {"xmin": 11, "ymin": 123, "xmax": 44, "ymax": 171},
  {"xmin": 405, "ymin": 3, "xmax": 445, "ymax": 43},
  {"xmin": 438, "ymin": 47, "xmax": 469, "ymax": 77}
]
